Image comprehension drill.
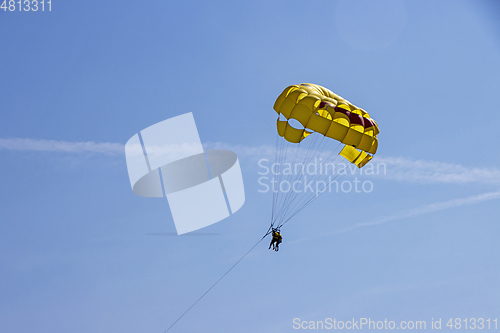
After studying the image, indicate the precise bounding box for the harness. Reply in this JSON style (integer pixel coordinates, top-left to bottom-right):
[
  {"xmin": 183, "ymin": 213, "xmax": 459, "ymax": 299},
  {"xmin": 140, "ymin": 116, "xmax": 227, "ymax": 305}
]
[{"xmin": 272, "ymin": 229, "xmax": 282, "ymax": 243}]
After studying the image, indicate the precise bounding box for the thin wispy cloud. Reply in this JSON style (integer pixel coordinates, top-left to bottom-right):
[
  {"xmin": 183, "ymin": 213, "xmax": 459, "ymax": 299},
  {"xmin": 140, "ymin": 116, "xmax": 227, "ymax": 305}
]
[
  {"xmin": 0, "ymin": 138, "xmax": 123, "ymax": 155},
  {"xmin": 374, "ymin": 156, "xmax": 500, "ymax": 185},
  {"xmin": 335, "ymin": 190, "xmax": 500, "ymax": 234},
  {"xmin": 289, "ymin": 190, "xmax": 500, "ymax": 245},
  {"xmin": 203, "ymin": 142, "xmax": 276, "ymax": 158},
  {"xmin": 2, "ymin": 138, "xmax": 500, "ymax": 185},
  {"xmin": 207, "ymin": 142, "xmax": 500, "ymax": 185}
]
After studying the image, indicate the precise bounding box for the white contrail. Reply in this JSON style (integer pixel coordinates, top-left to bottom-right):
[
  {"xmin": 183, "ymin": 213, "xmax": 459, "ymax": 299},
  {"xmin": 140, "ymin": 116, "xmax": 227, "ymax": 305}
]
[
  {"xmin": 2, "ymin": 138, "xmax": 500, "ymax": 185},
  {"xmin": 0, "ymin": 138, "xmax": 123, "ymax": 155},
  {"xmin": 373, "ymin": 155, "xmax": 500, "ymax": 185},
  {"xmin": 333, "ymin": 191, "xmax": 500, "ymax": 236},
  {"xmin": 287, "ymin": 190, "xmax": 500, "ymax": 245},
  {"xmin": 205, "ymin": 142, "xmax": 500, "ymax": 185}
]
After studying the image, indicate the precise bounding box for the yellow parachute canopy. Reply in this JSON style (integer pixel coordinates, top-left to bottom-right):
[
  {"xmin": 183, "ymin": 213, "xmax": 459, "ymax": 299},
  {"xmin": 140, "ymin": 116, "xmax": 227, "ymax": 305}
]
[{"xmin": 273, "ymin": 83, "xmax": 379, "ymax": 168}]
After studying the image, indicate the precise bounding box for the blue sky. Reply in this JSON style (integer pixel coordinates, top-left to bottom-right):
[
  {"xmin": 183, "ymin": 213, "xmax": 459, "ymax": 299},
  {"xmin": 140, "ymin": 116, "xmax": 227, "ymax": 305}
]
[{"xmin": 1, "ymin": 0, "xmax": 499, "ymax": 332}]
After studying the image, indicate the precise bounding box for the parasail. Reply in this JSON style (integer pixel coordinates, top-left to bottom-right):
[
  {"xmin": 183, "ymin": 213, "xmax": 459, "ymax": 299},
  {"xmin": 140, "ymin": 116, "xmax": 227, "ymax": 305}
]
[{"xmin": 269, "ymin": 83, "xmax": 380, "ymax": 230}]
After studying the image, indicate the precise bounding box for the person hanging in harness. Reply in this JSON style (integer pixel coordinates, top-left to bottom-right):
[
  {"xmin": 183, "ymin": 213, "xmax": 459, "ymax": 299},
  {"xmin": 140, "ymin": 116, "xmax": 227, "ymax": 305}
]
[{"xmin": 268, "ymin": 228, "xmax": 283, "ymax": 251}]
